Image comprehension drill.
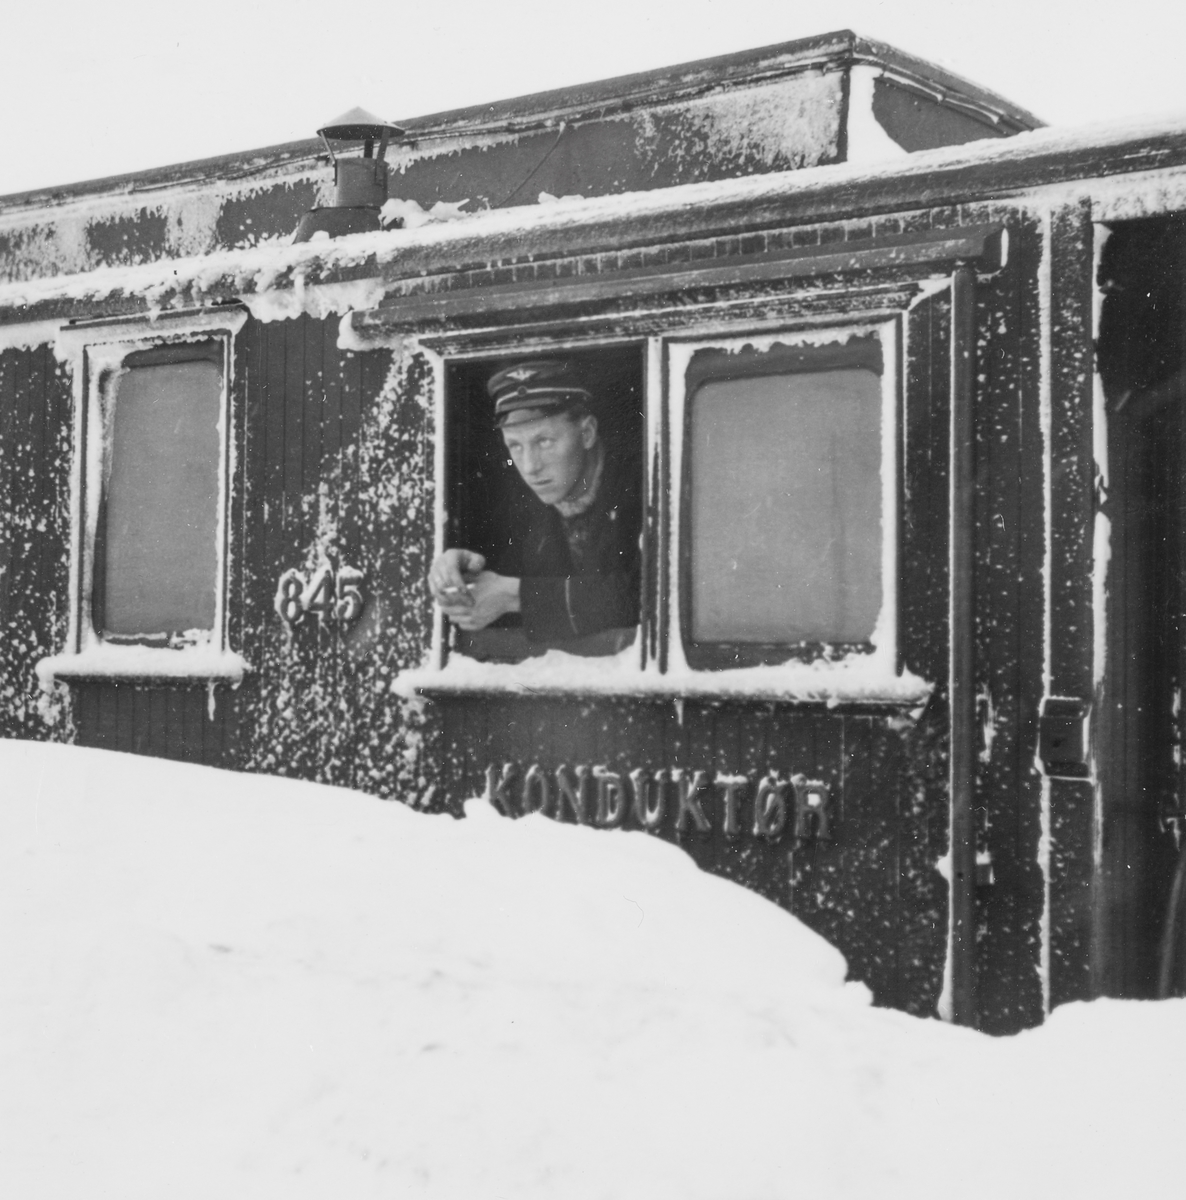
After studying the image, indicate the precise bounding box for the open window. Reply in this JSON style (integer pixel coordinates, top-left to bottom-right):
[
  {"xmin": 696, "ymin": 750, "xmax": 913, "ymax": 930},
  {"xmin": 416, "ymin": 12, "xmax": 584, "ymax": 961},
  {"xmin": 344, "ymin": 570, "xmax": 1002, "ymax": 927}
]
[
  {"xmin": 45, "ymin": 309, "xmax": 247, "ymax": 683},
  {"xmin": 668, "ymin": 324, "xmax": 897, "ymax": 672},
  {"xmin": 443, "ymin": 344, "xmax": 645, "ymax": 662}
]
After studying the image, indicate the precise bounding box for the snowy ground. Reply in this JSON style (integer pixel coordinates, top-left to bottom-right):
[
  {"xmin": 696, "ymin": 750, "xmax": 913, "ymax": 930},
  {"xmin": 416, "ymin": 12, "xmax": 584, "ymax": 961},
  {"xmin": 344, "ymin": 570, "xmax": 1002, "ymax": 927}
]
[{"xmin": 0, "ymin": 739, "xmax": 1180, "ymax": 1198}]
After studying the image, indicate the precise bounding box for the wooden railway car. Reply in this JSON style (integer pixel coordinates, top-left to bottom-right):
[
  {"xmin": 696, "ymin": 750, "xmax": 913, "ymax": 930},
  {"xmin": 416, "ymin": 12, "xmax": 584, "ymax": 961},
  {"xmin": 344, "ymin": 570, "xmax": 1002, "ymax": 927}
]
[{"xmin": 3, "ymin": 30, "xmax": 1185, "ymax": 1033}]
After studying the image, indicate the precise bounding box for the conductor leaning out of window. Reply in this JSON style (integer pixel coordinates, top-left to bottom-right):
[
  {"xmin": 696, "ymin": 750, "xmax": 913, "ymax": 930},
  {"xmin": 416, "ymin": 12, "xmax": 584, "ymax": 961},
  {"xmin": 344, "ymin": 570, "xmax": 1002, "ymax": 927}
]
[{"xmin": 429, "ymin": 359, "xmax": 640, "ymax": 655}]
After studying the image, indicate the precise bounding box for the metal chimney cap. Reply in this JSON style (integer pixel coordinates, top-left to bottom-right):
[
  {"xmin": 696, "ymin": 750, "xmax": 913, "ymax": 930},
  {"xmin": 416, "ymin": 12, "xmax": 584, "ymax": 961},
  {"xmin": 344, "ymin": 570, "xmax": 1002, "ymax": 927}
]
[{"xmin": 317, "ymin": 107, "xmax": 405, "ymax": 141}]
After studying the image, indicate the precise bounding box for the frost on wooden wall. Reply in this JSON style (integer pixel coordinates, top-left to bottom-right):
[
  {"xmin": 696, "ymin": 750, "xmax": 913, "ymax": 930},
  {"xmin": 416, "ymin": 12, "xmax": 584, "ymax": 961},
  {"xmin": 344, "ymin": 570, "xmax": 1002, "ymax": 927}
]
[
  {"xmin": 0, "ymin": 174, "xmax": 328, "ymax": 286},
  {"xmin": 0, "ymin": 67, "xmax": 847, "ymax": 286},
  {"xmin": 237, "ymin": 338, "xmax": 438, "ymax": 802},
  {"xmin": 0, "ymin": 344, "xmax": 73, "ymax": 739},
  {"xmin": 630, "ymin": 72, "xmax": 843, "ymax": 177}
]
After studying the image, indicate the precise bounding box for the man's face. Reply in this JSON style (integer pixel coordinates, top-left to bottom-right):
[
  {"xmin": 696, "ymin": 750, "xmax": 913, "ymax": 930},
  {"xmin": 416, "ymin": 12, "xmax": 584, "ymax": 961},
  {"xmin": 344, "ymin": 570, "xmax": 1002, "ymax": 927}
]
[{"xmin": 501, "ymin": 410, "xmax": 597, "ymax": 507}]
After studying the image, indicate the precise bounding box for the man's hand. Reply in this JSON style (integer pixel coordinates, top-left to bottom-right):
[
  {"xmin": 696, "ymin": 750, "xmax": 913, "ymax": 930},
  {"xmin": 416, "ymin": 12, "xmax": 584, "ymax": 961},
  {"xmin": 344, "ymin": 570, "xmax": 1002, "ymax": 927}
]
[
  {"xmin": 429, "ymin": 549, "xmax": 521, "ymax": 630},
  {"xmin": 429, "ymin": 548, "xmax": 486, "ymax": 610},
  {"xmin": 445, "ymin": 571, "xmax": 521, "ymax": 631}
]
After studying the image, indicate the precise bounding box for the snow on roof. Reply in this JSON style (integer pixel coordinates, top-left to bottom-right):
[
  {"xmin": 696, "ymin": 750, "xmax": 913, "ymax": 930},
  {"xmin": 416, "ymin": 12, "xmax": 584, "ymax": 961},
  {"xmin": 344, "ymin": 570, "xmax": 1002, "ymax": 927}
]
[
  {"xmin": 3, "ymin": 107, "xmax": 1186, "ymax": 330},
  {"xmin": 1, "ymin": 738, "xmax": 1183, "ymax": 1197},
  {"xmin": 394, "ymin": 30, "xmax": 1040, "ymax": 140},
  {"xmin": 0, "ymin": 31, "xmax": 1039, "ymax": 213}
]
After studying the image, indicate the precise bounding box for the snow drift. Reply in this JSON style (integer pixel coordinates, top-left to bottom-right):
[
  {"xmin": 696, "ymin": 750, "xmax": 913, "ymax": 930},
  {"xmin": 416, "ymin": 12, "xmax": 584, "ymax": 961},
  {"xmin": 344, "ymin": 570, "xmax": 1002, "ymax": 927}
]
[{"xmin": 0, "ymin": 739, "xmax": 1179, "ymax": 1198}]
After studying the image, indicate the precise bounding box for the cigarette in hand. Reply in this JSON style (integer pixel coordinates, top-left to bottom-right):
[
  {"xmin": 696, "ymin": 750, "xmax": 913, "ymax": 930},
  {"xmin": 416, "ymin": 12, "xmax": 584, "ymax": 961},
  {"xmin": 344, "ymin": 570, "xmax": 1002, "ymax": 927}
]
[{"xmin": 439, "ymin": 583, "xmax": 474, "ymax": 606}]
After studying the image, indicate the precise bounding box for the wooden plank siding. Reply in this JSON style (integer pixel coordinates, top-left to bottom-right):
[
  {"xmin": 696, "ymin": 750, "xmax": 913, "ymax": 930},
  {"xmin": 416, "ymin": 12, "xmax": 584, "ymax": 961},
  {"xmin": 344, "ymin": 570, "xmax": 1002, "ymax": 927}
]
[
  {"xmin": 232, "ymin": 317, "xmax": 435, "ymax": 802},
  {"xmin": 1045, "ymin": 202, "xmax": 1099, "ymax": 1010},
  {"xmin": 73, "ymin": 683, "xmax": 234, "ymax": 766},
  {"xmin": 12, "ymin": 197, "xmax": 1061, "ymax": 1032},
  {"xmin": 0, "ymin": 342, "xmax": 73, "ymax": 741},
  {"xmin": 897, "ymin": 287, "xmax": 956, "ymax": 1017},
  {"xmin": 70, "ymin": 315, "xmax": 434, "ymax": 791},
  {"xmin": 1093, "ymin": 217, "xmax": 1186, "ymax": 999},
  {"xmin": 968, "ymin": 212, "xmax": 1048, "ymax": 1033}
]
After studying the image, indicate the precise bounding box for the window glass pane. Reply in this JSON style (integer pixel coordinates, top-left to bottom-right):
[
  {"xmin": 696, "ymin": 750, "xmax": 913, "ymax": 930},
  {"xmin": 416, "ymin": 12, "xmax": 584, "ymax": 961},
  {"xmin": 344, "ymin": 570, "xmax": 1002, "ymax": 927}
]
[
  {"xmin": 101, "ymin": 360, "xmax": 221, "ymax": 636},
  {"xmin": 689, "ymin": 366, "xmax": 882, "ymax": 644}
]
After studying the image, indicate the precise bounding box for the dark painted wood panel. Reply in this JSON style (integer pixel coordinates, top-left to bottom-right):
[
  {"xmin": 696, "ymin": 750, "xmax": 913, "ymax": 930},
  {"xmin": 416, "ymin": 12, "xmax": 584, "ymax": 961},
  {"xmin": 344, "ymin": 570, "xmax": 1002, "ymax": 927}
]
[
  {"xmin": 901, "ymin": 291, "xmax": 951, "ymax": 685},
  {"xmin": 374, "ymin": 96, "xmax": 841, "ymax": 218},
  {"xmin": 1094, "ymin": 218, "xmax": 1186, "ymax": 999},
  {"xmin": 340, "ymin": 336, "xmax": 364, "ymax": 461},
  {"xmin": 31, "ymin": 213, "xmax": 1067, "ymax": 1034},
  {"xmin": 1046, "ymin": 201, "xmax": 1100, "ymax": 1008},
  {"xmin": 843, "ymin": 717, "xmax": 903, "ymax": 1004},
  {"xmin": 0, "ymin": 347, "xmax": 20, "ymax": 625},
  {"xmin": 1047, "ymin": 202, "xmax": 1098, "ymax": 699},
  {"xmin": 232, "ymin": 315, "xmax": 431, "ymax": 801},
  {"xmin": 74, "ymin": 683, "xmax": 238, "ymax": 767},
  {"xmin": 263, "ymin": 316, "xmax": 288, "ymax": 502},
  {"xmin": 897, "ymin": 290, "xmax": 953, "ymax": 1017},
  {"xmin": 283, "ymin": 317, "xmax": 306, "ymax": 500},
  {"xmin": 225, "ymin": 328, "xmax": 251, "ymax": 662},
  {"xmin": 0, "ymin": 342, "xmax": 72, "ymax": 740},
  {"xmin": 301, "ymin": 319, "xmax": 324, "ymax": 500},
  {"xmin": 972, "ymin": 213, "xmax": 1047, "ymax": 1033},
  {"xmin": 893, "ymin": 265, "xmax": 952, "ymax": 1012},
  {"xmin": 320, "ymin": 319, "xmax": 343, "ymax": 473},
  {"xmin": 896, "ymin": 709, "xmax": 949, "ymax": 1015},
  {"xmin": 789, "ymin": 713, "xmax": 846, "ymax": 953},
  {"xmin": 1100, "ymin": 414, "xmax": 1159, "ymax": 996},
  {"xmin": 782, "ymin": 708, "xmax": 824, "ymax": 923}
]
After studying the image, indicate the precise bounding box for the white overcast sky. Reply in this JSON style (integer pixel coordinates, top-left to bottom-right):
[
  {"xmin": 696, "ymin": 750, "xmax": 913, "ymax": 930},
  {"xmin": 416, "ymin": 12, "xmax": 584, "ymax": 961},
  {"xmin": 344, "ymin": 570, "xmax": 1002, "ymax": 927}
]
[{"xmin": 2, "ymin": 0, "xmax": 1184, "ymax": 197}]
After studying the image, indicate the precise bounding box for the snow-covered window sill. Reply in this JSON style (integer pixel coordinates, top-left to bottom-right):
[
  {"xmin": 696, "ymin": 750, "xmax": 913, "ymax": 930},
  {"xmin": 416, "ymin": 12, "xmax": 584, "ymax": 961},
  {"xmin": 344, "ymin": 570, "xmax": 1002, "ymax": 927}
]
[
  {"xmin": 395, "ymin": 647, "xmax": 933, "ymax": 709},
  {"xmin": 36, "ymin": 646, "xmax": 249, "ymax": 689}
]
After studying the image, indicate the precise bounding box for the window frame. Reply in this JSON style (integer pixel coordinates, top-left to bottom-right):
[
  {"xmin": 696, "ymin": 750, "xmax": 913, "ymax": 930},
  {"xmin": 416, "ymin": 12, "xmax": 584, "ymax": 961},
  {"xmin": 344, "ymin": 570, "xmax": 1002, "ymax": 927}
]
[
  {"xmin": 371, "ymin": 221, "xmax": 1005, "ymax": 705},
  {"xmin": 47, "ymin": 308, "xmax": 247, "ymax": 683},
  {"xmin": 420, "ymin": 314, "xmax": 912, "ymax": 702},
  {"xmin": 432, "ymin": 337, "xmax": 652, "ymax": 673},
  {"xmin": 667, "ymin": 320, "xmax": 900, "ymax": 673}
]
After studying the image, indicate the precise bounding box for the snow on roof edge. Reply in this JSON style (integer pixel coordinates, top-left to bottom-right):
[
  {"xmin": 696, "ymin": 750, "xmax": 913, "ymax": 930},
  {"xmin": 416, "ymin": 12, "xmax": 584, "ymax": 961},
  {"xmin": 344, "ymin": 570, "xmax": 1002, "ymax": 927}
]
[
  {"xmin": 3, "ymin": 110, "xmax": 1186, "ymax": 325},
  {"xmin": 0, "ymin": 31, "xmax": 1040, "ymax": 211}
]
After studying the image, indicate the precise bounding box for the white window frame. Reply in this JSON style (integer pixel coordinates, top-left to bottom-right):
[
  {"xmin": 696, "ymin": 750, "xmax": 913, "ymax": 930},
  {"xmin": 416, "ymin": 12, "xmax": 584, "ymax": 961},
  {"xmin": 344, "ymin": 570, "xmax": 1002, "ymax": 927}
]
[
  {"xmin": 40, "ymin": 309, "xmax": 248, "ymax": 685},
  {"xmin": 663, "ymin": 319, "xmax": 902, "ymax": 691}
]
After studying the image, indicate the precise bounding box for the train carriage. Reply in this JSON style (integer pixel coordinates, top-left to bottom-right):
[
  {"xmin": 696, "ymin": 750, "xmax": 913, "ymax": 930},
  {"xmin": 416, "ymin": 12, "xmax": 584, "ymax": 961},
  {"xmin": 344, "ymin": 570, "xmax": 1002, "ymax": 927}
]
[{"xmin": 2, "ymin": 30, "xmax": 1184, "ymax": 1033}]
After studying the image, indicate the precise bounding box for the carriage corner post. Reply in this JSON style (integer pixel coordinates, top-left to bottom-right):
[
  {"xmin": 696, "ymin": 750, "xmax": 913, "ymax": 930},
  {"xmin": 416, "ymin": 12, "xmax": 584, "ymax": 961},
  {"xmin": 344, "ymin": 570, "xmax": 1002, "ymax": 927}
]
[{"xmin": 9, "ymin": 29, "xmax": 1186, "ymax": 1033}]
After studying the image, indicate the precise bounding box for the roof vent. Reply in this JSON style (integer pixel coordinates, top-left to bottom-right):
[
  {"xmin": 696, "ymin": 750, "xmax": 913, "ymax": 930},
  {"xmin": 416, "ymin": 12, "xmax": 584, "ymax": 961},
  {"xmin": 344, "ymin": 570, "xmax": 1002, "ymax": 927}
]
[{"xmin": 293, "ymin": 107, "xmax": 405, "ymax": 243}]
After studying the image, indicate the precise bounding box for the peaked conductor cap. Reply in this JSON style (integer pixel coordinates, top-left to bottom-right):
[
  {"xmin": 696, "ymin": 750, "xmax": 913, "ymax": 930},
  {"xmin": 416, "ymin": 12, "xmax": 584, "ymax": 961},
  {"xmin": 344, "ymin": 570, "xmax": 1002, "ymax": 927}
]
[{"xmin": 487, "ymin": 359, "xmax": 593, "ymax": 423}]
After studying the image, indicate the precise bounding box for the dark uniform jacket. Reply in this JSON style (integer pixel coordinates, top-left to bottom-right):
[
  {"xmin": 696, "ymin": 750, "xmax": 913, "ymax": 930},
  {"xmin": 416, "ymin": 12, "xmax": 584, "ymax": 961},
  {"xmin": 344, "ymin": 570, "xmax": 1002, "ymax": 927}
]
[{"xmin": 488, "ymin": 450, "xmax": 641, "ymax": 647}]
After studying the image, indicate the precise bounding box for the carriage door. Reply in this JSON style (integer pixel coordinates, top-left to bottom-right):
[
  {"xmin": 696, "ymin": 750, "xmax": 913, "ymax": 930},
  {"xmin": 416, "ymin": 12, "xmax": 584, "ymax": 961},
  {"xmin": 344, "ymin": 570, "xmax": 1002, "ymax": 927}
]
[{"xmin": 1096, "ymin": 215, "xmax": 1186, "ymax": 996}]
